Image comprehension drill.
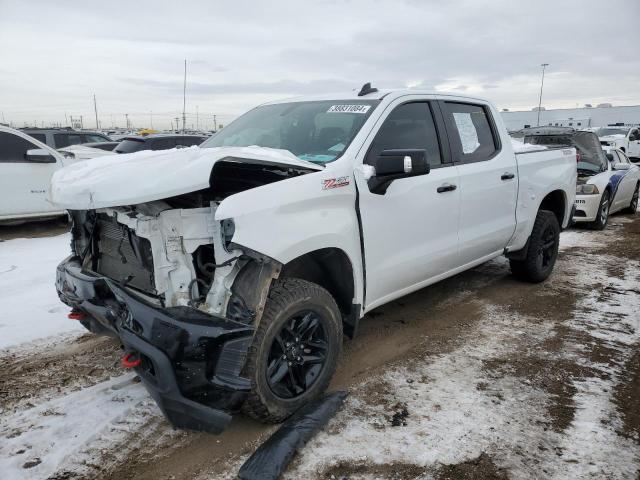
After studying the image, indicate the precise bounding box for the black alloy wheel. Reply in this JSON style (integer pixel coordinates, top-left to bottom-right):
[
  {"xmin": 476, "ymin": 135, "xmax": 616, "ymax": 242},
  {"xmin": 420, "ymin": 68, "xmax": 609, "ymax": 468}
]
[{"xmin": 266, "ymin": 310, "xmax": 328, "ymax": 399}]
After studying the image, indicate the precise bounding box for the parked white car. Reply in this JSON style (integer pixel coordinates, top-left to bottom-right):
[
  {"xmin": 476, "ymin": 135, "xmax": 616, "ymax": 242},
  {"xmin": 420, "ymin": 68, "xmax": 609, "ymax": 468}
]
[
  {"xmin": 0, "ymin": 125, "xmax": 72, "ymax": 223},
  {"xmin": 51, "ymin": 87, "xmax": 576, "ymax": 433},
  {"xmin": 596, "ymin": 126, "xmax": 640, "ymax": 160},
  {"xmin": 574, "ymin": 147, "xmax": 640, "ymax": 228}
]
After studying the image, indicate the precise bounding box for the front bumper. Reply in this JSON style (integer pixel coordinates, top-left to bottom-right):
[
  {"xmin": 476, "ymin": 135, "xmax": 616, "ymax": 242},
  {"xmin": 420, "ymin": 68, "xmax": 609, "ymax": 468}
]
[
  {"xmin": 573, "ymin": 194, "xmax": 601, "ymax": 222},
  {"xmin": 56, "ymin": 256, "xmax": 254, "ymax": 433}
]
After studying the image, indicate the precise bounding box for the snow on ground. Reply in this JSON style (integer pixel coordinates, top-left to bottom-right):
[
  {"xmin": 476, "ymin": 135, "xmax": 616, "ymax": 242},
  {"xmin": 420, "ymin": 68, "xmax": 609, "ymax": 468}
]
[
  {"xmin": 559, "ymin": 229, "xmax": 605, "ymax": 250},
  {"xmin": 0, "ymin": 234, "xmax": 83, "ymax": 350},
  {"xmin": 0, "ymin": 374, "xmax": 161, "ymax": 480},
  {"xmin": 273, "ymin": 228, "xmax": 640, "ymax": 478}
]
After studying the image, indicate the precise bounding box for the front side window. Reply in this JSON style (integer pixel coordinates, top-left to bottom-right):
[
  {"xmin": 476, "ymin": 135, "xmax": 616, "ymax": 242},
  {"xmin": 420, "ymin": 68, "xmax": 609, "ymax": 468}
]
[
  {"xmin": 200, "ymin": 100, "xmax": 379, "ymax": 164},
  {"xmin": 0, "ymin": 132, "xmax": 39, "ymax": 163},
  {"xmin": 616, "ymin": 150, "xmax": 630, "ymax": 164},
  {"xmin": 54, "ymin": 133, "xmax": 83, "ymax": 148},
  {"xmin": 442, "ymin": 102, "xmax": 497, "ymax": 162},
  {"xmin": 366, "ymin": 102, "xmax": 442, "ymax": 167}
]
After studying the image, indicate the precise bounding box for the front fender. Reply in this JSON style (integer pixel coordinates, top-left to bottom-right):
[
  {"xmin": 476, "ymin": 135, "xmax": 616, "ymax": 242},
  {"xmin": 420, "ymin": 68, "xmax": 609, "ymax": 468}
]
[{"xmin": 215, "ymin": 168, "xmax": 364, "ymax": 305}]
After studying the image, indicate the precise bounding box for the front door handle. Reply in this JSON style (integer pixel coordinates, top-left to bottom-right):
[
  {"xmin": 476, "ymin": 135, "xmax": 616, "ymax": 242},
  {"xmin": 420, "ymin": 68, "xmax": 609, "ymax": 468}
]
[
  {"xmin": 501, "ymin": 172, "xmax": 515, "ymax": 180},
  {"xmin": 437, "ymin": 183, "xmax": 457, "ymax": 193}
]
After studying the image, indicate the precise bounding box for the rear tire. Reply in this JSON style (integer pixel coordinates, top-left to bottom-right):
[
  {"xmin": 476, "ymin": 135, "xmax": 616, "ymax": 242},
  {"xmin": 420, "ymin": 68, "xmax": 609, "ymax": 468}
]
[
  {"xmin": 242, "ymin": 278, "xmax": 342, "ymax": 423},
  {"xmin": 623, "ymin": 183, "xmax": 639, "ymax": 214},
  {"xmin": 589, "ymin": 190, "xmax": 610, "ymax": 230},
  {"xmin": 509, "ymin": 210, "xmax": 560, "ymax": 283}
]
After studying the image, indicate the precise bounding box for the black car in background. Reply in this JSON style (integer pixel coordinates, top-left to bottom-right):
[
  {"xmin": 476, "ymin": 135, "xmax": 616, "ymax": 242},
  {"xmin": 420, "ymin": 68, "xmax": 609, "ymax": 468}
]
[
  {"xmin": 114, "ymin": 134, "xmax": 207, "ymax": 154},
  {"xmin": 20, "ymin": 128, "xmax": 111, "ymax": 149}
]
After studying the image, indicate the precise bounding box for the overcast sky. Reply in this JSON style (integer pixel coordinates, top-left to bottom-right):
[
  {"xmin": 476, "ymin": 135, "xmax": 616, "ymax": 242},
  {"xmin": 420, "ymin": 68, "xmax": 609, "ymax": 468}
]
[{"xmin": 1, "ymin": 0, "xmax": 639, "ymax": 130}]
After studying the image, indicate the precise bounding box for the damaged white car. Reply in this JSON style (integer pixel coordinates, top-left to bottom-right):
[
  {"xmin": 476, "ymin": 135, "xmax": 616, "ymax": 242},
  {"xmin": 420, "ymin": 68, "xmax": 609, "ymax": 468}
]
[{"xmin": 52, "ymin": 85, "xmax": 577, "ymax": 433}]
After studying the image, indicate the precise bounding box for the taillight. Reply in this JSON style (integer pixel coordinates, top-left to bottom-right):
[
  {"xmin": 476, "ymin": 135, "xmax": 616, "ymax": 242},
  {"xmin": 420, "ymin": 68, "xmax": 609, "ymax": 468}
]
[{"xmin": 576, "ymin": 151, "xmax": 581, "ymax": 163}]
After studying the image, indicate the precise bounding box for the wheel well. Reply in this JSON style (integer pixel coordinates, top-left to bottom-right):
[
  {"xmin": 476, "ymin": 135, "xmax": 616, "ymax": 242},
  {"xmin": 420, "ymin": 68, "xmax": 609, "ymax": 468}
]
[
  {"xmin": 539, "ymin": 190, "xmax": 566, "ymax": 226},
  {"xmin": 281, "ymin": 248, "xmax": 355, "ymax": 317}
]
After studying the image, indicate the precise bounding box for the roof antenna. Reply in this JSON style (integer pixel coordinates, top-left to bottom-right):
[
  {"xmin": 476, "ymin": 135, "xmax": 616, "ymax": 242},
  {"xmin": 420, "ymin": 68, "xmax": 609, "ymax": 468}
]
[{"xmin": 358, "ymin": 82, "xmax": 378, "ymax": 97}]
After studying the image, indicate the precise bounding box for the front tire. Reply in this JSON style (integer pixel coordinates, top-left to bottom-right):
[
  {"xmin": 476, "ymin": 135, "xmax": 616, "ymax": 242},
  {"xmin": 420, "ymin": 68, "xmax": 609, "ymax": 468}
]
[
  {"xmin": 589, "ymin": 190, "xmax": 610, "ymax": 230},
  {"xmin": 509, "ymin": 210, "xmax": 560, "ymax": 283},
  {"xmin": 242, "ymin": 278, "xmax": 342, "ymax": 423}
]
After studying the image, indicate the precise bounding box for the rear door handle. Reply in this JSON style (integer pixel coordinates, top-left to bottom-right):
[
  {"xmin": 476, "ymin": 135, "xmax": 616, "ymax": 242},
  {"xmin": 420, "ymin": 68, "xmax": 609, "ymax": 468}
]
[
  {"xmin": 437, "ymin": 183, "xmax": 457, "ymax": 193},
  {"xmin": 501, "ymin": 172, "xmax": 515, "ymax": 180}
]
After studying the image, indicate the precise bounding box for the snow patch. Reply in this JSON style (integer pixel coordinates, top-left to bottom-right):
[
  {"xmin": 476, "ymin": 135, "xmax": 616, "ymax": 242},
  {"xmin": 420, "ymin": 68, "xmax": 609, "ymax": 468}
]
[
  {"xmin": 0, "ymin": 233, "xmax": 83, "ymax": 350},
  {"xmin": 0, "ymin": 375, "xmax": 159, "ymax": 480}
]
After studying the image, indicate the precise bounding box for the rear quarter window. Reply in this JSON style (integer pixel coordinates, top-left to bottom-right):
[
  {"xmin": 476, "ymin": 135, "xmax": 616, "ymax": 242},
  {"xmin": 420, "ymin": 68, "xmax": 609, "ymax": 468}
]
[{"xmin": 441, "ymin": 102, "xmax": 498, "ymax": 163}]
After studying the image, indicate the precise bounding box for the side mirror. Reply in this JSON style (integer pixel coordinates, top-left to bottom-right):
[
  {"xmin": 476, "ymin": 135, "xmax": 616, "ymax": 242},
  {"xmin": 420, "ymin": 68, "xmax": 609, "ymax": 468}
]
[
  {"xmin": 26, "ymin": 148, "xmax": 56, "ymax": 163},
  {"xmin": 613, "ymin": 162, "xmax": 631, "ymax": 171},
  {"xmin": 368, "ymin": 149, "xmax": 429, "ymax": 194}
]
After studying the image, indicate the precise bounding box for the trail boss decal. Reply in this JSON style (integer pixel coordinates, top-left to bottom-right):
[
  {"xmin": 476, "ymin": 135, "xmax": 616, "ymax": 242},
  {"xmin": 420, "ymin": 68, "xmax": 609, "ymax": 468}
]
[
  {"xmin": 327, "ymin": 105, "xmax": 371, "ymax": 114},
  {"xmin": 322, "ymin": 176, "xmax": 350, "ymax": 190}
]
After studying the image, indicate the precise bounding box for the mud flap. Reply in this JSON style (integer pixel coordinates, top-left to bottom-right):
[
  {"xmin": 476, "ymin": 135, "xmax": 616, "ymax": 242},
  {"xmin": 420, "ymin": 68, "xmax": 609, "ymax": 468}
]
[{"xmin": 237, "ymin": 391, "xmax": 348, "ymax": 480}]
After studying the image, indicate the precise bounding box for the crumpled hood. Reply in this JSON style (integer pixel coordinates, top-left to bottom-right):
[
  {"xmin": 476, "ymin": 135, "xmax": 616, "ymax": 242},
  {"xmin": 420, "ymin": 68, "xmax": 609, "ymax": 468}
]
[{"xmin": 50, "ymin": 146, "xmax": 322, "ymax": 210}]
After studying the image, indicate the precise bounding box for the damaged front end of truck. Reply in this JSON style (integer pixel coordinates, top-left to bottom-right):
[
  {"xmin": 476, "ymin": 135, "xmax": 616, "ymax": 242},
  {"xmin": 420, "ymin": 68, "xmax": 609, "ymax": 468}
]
[{"xmin": 53, "ymin": 146, "xmax": 323, "ymax": 433}]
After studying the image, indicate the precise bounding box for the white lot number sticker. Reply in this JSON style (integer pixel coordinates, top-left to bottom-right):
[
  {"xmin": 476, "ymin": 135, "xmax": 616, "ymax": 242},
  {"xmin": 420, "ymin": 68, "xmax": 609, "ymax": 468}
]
[
  {"xmin": 327, "ymin": 104, "xmax": 371, "ymax": 114},
  {"xmin": 452, "ymin": 112, "xmax": 480, "ymax": 154}
]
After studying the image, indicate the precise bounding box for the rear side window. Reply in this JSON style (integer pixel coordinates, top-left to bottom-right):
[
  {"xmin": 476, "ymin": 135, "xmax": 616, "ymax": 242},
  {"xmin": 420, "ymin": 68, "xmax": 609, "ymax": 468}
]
[
  {"xmin": 442, "ymin": 102, "xmax": 497, "ymax": 162},
  {"xmin": 115, "ymin": 139, "xmax": 146, "ymax": 153},
  {"xmin": 28, "ymin": 133, "xmax": 47, "ymax": 144},
  {"xmin": 83, "ymin": 134, "xmax": 109, "ymax": 143},
  {"xmin": 54, "ymin": 133, "xmax": 83, "ymax": 148},
  {"xmin": 366, "ymin": 102, "xmax": 442, "ymax": 167},
  {"xmin": 0, "ymin": 132, "xmax": 39, "ymax": 163},
  {"xmin": 176, "ymin": 137, "xmax": 205, "ymax": 147},
  {"xmin": 150, "ymin": 138, "xmax": 176, "ymax": 150}
]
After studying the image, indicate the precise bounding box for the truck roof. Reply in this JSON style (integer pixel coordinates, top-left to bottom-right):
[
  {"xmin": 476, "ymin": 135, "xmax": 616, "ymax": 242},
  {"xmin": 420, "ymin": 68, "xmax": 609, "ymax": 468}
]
[{"xmin": 260, "ymin": 84, "xmax": 490, "ymax": 106}]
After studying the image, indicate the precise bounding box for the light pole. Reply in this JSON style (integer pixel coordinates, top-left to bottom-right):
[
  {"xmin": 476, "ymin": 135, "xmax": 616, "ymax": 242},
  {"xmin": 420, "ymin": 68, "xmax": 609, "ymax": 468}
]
[{"xmin": 537, "ymin": 63, "xmax": 549, "ymax": 127}]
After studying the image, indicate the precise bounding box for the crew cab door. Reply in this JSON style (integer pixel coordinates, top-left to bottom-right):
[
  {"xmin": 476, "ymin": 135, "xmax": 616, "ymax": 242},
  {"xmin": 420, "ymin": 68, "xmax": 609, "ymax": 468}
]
[
  {"xmin": 0, "ymin": 131, "xmax": 62, "ymax": 217},
  {"xmin": 439, "ymin": 101, "xmax": 518, "ymax": 265},
  {"xmin": 354, "ymin": 100, "xmax": 460, "ymax": 310}
]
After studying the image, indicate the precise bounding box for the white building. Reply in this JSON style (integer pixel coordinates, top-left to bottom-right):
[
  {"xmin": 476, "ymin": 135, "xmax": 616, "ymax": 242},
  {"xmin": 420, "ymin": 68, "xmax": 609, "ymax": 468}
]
[{"xmin": 500, "ymin": 104, "xmax": 640, "ymax": 131}]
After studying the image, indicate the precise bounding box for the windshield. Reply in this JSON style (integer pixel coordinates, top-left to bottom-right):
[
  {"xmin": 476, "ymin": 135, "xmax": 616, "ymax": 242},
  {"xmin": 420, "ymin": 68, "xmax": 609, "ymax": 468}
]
[
  {"xmin": 200, "ymin": 100, "xmax": 379, "ymax": 163},
  {"xmin": 596, "ymin": 127, "xmax": 629, "ymax": 137}
]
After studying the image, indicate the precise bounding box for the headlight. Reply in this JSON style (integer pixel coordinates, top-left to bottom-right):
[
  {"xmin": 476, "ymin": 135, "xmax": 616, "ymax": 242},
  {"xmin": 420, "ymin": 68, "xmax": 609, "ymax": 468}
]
[{"xmin": 576, "ymin": 184, "xmax": 600, "ymax": 195}]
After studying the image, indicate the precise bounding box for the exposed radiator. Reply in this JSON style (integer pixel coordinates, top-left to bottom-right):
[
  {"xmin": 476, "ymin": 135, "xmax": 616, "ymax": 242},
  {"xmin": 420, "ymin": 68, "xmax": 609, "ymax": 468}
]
[{"xmin": 94, "ymin": 215, "xmax": 156, "ymax": 294}]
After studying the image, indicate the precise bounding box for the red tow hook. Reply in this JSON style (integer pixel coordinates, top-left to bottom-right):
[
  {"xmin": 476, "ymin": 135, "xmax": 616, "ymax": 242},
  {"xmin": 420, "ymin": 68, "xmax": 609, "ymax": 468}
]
[
  {"xmin": 68, "ymin": 309, "xmax": 87, "ymax": 320},
  {"xmin": 121, "ymin": 352, "xmax": 142, "ymax": 369}
]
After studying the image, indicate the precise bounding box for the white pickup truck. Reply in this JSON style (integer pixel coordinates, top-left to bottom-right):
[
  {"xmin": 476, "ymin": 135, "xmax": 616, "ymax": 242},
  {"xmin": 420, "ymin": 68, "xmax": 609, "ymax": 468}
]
[
  {"xmin": 596, "ymin": 126, "xmax": 640, "ymax": 160},
  {"xmin": 52, "ymin": 86, "xmax": 576, "ymax": 433}
]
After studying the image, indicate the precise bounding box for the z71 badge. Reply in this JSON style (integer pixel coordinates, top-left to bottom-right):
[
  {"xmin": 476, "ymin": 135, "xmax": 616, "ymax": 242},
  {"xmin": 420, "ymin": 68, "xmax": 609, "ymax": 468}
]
[{"xmin": 322, "ymin": 176, "xmax": 350, "ymax": 190}]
